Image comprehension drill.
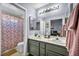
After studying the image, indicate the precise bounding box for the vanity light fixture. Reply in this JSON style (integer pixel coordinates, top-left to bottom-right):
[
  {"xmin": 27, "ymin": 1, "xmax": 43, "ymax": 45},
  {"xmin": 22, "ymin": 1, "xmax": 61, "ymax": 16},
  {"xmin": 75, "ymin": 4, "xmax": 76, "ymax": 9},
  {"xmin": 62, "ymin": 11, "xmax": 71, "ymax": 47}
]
[{"xmin": 39, "ymin": 4, "xmax": 60, "ymax": 15}]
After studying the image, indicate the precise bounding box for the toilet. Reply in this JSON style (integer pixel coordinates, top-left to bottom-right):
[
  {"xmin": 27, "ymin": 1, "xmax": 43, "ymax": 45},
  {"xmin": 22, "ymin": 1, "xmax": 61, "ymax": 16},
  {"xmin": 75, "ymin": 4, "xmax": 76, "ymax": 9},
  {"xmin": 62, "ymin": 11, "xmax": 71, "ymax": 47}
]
[{"xmin": 16, "ymin": 42, "xmax": 24, "ymax": 53}]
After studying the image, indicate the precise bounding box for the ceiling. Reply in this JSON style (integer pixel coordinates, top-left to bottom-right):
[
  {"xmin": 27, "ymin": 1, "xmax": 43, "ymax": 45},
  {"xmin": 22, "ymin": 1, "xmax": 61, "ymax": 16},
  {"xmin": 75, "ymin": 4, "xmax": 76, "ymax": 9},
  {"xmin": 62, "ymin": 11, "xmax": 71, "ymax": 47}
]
[
  {"xmin": 0, "ymin": 4, "xmax": 25, "ymax": 17},
  {"xmin": 19, "ymin": 3, "xmax": 48, "ymax": 9}
]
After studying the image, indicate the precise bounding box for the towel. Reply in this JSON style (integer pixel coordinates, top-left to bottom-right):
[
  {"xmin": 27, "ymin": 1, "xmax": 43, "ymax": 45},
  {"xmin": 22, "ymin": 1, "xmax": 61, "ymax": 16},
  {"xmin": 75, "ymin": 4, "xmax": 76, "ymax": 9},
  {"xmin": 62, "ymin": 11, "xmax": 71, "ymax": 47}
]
[{"xmin": 66, "ymin": 4, "xmax": 79, "ymax": 56}]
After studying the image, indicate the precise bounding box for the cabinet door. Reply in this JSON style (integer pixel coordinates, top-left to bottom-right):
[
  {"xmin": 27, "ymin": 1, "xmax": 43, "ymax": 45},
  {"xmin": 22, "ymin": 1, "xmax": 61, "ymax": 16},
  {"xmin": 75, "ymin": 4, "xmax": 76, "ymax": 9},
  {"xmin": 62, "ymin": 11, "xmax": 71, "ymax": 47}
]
[
  {"xmin": 40, "ymin": 48, "xmax": 45, "ymax": 56},
  {"xmin": 29, "ymin": 39, "xmax": 39, "ymax": 56},
  {"xmin": 30, "ymin": 45, "xmax": 39, "ymax": 56},
  {"xmin": 46, "ymin": 44, "xmax": 68, "ymax": 55},
  {"xmin": 40, "ymin": 42, "xmax": 45, "ymax": 48},
  {"xmin": 46, "ymin": 50, "xmax": 61, "ymax": 56},
  {"xmin": 40, "ymin": 42, "xmax": 46, "ymax": 56}
]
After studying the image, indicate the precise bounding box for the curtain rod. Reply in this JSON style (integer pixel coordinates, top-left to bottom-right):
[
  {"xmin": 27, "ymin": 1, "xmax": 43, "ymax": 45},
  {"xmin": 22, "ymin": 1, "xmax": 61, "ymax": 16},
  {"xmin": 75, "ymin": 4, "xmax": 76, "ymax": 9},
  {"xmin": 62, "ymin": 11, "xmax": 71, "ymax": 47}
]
[{"xmin": 10, "ymin": 3, "xmax": 26, "ymax": 11}]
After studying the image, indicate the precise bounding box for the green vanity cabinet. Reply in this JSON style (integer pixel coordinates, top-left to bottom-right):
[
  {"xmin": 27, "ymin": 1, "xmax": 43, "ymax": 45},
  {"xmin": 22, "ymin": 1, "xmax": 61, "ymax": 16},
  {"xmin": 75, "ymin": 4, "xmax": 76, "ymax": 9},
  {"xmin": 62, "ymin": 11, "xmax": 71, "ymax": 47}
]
[
  {"xmin": 46, "ymin": 44, "xmax": 68, "ymax": 56},
  {"xmin": 28, "ymin": 39, "xmax": 68, "ymax": 56}
]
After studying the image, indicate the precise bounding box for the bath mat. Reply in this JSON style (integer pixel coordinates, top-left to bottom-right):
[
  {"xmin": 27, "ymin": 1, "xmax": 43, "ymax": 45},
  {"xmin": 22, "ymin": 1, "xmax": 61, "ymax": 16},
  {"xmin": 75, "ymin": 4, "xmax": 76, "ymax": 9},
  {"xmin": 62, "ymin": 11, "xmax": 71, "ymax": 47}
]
[{"xmin": 2, "ymin": 48, "xmax": 17, "ymax": 56}]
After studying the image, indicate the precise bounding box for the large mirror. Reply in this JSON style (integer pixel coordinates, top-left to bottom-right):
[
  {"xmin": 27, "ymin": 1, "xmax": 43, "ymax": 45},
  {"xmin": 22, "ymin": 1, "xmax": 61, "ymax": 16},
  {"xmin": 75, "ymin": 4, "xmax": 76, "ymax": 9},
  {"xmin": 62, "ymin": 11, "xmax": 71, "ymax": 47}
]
[
  {"xmin": 29, "ymin": 16, "xmax": 40, "ymax": 30},
  {"xmin": 50, "ymin": 19, "xmax": 62, "ymax": 36}
]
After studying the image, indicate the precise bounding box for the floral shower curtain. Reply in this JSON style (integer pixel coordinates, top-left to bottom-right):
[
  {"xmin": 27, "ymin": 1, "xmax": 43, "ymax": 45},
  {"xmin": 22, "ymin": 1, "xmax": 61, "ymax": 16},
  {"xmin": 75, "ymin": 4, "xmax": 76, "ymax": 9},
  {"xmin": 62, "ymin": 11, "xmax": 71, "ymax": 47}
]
[{"xmin": 1, "ymin": 12, "xmax": 23, "ymax": 53}]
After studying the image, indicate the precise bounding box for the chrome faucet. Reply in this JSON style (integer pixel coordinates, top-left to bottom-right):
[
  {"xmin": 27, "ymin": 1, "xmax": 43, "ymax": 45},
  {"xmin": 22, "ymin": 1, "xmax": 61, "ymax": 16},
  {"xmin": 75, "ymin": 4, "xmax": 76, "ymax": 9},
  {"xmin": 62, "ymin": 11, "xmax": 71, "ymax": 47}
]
[{"xmin": 56, "ymin": 35, "xmax": 59, "ymax": 40}]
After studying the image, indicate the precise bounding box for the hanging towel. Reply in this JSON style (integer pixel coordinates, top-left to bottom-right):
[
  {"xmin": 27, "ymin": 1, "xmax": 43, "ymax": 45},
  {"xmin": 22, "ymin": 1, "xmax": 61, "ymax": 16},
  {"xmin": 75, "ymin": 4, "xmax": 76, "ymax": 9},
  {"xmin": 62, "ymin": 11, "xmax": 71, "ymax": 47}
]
[{"xmin": 66, "ymin": 4, "xmax": 79, "ymax": 56}]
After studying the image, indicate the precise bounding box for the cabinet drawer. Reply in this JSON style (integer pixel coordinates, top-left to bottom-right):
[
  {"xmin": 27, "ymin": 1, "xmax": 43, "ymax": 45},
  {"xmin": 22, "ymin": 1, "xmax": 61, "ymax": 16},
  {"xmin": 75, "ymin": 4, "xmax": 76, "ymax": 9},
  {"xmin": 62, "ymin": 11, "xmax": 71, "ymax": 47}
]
[
  {"xmin": 40, "ymin": 42, "xmax": 45, "ymax": 48},
  {"xmin": 29, "ymin": 39, "xmax": 39, "ymax": 46},
  {"xmin": 46, "ymin": 50, "xmax": 61, "ymax": 56},
  {"xmin": 46, "ymin": 44, "xmax": 67, "ymax": 55},
  {"xmin": 40, "ymin": 48, "xmax": 45, "ymax": 56}
]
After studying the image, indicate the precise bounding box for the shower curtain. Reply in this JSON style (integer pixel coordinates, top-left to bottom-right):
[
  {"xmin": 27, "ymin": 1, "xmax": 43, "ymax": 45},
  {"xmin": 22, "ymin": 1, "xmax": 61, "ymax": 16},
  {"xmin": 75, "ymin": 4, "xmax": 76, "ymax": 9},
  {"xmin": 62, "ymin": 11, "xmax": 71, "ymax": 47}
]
[{"xmin": 1, "ymin": 12, "xmax": 23, "ymax": 53}]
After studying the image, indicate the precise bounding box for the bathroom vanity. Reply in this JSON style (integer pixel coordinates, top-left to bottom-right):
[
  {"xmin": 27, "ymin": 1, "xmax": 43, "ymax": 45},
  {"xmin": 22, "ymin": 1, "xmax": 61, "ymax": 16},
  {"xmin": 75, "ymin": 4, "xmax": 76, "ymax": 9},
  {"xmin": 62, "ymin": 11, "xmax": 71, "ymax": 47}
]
[{"xmin": 27, "ymin": 36, "xmax": 68, "ymax": 56}]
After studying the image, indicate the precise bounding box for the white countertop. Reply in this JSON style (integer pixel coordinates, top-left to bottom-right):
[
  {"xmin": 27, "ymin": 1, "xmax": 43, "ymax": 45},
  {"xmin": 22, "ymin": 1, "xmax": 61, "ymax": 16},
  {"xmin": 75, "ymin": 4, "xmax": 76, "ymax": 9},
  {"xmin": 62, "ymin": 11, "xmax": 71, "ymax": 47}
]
[{"xmin": 28, "ymin": 36, "xmax": 66, "ymax": 47}]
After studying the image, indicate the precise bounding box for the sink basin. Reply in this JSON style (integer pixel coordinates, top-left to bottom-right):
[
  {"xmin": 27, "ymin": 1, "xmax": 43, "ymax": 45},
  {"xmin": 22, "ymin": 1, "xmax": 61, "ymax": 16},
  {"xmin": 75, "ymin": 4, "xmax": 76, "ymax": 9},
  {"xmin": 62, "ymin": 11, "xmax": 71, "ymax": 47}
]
[
  {"xmin": 47, "ymin": 37, "xmax": 66, "ymax": 44},
  {"xmin": 52, "ymin": 39, "xmax": 65, "ymax": 44}
]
